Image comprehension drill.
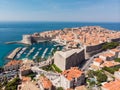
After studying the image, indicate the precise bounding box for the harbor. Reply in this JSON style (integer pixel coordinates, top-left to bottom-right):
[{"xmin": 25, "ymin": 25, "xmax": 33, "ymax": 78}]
[{"xmin": 6, "ymin": 42, "xmax": 63, "ymax": 62}]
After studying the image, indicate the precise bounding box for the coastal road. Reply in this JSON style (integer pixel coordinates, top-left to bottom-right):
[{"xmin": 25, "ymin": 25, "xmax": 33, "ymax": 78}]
[{"xmin": 81, "ymin": 52, "xmax": 104, "ymax": 71}]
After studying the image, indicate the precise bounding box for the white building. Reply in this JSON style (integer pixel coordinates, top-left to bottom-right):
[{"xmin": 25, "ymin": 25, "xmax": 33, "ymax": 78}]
[
  {"xmin": 19, "ymin": 60, "xmax": 34, "ymax": 78},
  {"xmin": 114, "ymin": 69, "xmax": 120, "ymax": 80},
  {"xmin": 109, "ymin": 48, "xmax": 120, "ymax": 58},
  {"xmin": 99, "ymin": 52, "xmax": 115, "ymax": 61},
  {"xmin": 38, "ymin": 76, "xmax": 54, "ymax": 90},
  {"xmin": 93, "ymin": 58, "xmax": 103, "ymax": 67},
  {"xmin": 60, "ymin": 67, "xmax": 85, "ymax": 90},
  {"xmin": 54, "ymin": 49, "xmax": 85, "ymax": 71}
]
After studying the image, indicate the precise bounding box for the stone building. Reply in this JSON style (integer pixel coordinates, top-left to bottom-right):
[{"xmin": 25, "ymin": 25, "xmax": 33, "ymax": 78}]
[
  {"xmin": 19, "ymin": 60, "xmax": 34, "ymax": 78},
  {"xmin": 22, "ymin": 35, "xmax": 32, "ymax": 45},
  {"xmin": 109, "ymin": 48, "xmax": 120, "ymax": 58},
  {"xmin": 114, "ymin": 69, "xmax": 120, "ymax": 80},
  {"xmin": 60, "ymin": 67, "xmax": 85, "ymax": 90},
  {"xmin": 99, "ymin": 52, "xmax": 115, "ymax": 61},
  {"xmin": 54, "ymin": 48, "xmax": 85, "ymax": 71},
  {"xmin": 4, "ymin": 60, "xmax": 22, "ymax": 71},
  {"xmin": 38, "ymin": 76, "xmax": 54, "ymax": 90}
]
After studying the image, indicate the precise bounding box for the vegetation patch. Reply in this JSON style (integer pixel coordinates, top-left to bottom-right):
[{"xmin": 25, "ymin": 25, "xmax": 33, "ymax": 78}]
[
  {"xmin": 42, "ymin": 64, "xmax": 62, "ymax": 73},
  {"xmin": 102, "ymin": 42, "xmax": 119, "ymax": 50},
  {"xmin": 115, "ymin": 58, "xmax": 120, "ymax": 62},
  {"xmin": 25, "ymin": 72, "xmax": 36, "ymax": 80},
  {"xmin": 5, "ymin": 77, "xmax": 20, "ymax": 90},
  {"xmin": 57, "ymin": 87, "xmax": 64, "ymax": 90},
  {"xmin": 52, "ymin": 64, "xmax": 62, "ymax": 73},
  {"xmin": 102, "ymin": 66, "xmax": 120, "ymax": 74},
  {"xmin": 87, "ymin": 70, "xmax": 107, "ymax": 85}
]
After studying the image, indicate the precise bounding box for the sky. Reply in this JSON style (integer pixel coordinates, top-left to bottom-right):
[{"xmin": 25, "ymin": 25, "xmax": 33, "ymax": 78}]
[{"xmin": 0, "ymin": 0, "xmax": 120, "ymax": 22}]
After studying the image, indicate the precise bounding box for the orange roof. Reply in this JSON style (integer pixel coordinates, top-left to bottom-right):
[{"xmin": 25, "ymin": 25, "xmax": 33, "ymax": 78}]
[
  {"xmin": 94, "ymin": 58, "xmax": 103, "ymax": 63},
  {"xmin": 5, "ymin": 60, "xmax": 22, "ymax": 66},
  {"xmin": 102, "ymin": 80, "xmax": 120, "ymax": 90},
  {"xmin": 75, "ymin": 85, "xmax": 87, "ymax": 90},
  {"xmin": 111, "ymin": 49, "xmax": 120, "ymax": 52},
  {"xmin": 62, "ymin": 67, "xmax": 83, "ymax": 81},
  {"xmin": 22, "ymin": 76, "xmax": 31, "ymax": 82},
  {"xmin": 101, "ymin": 52, "xmax": 114, "ymax": 57},
  {"xmin": 90, "ymin": 65, "xmax": 99, "ymax": 70},
  {"xmin": 20, "ymin": 65, "xmax": 31, "ymax": 71},
  {"xmin": 101, "ymin": 61, "xmax": 120, "ymax": 67},
  {"xmin": 39, "ymin": 76, "xmax": 52, "ymax": 89}
]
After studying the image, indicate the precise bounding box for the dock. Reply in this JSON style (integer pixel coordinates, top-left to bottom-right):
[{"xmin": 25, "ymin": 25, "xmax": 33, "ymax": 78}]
[
  {"xmin": 33, "ymin": 51, "xmax": 39, "ymax": 60},
  {"xmin": 41, "ymin": 48, "xmax": 48, "ymax": 58},
  {"xmin": 16, "ymin": 47, "xmax": 27, "ymax": 59},
  {"xmin": 5, "ymin": 41, "xmax": 22, "ymax": 44},
  {"xmin": 33, "ymin": 48, "xmax": 42, "ymax": 59},
  {"xmin": 38, "ymin": 48, "xmax": 42, "ymax": 51},
  {"xmin": 26, "ymin": 47, "xmax": 35, "ymax": 57},
  {"xmin": 50, "ymin": 48, "xmax": 54, "ymax": 53},
  {"xmin": 6, "ymin": 47, "xmax": 22, "ymax": 60}
]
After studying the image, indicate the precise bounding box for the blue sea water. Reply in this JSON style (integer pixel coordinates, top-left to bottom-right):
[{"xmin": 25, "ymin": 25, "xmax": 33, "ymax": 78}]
[{"xmin": 0, "ymin": 22, "xmax": 120, "ymax": 66}]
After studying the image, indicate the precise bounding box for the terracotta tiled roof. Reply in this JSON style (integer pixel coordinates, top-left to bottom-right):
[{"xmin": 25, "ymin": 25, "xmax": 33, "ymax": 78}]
[
  {"xmin": 75, "ymin": 85, "xmax": 87, "ymax": 90},
  {"xmin": 62, "ymin": 67, "xmax": 83, "ymax": 81},
  {"xmin": 94, "ymin": 58, "xmax": 103, "ymax": 63},
  {"xmin": 5, "ymin": 60, "xmax": 22, "ymax": 67},
  {"xmin": 111, "ymin": 49, "xmax": 120, "ymax": 52},
  {"xmin": 39, "ymin": 76, "xmax": 52, "ymax": 89},
  {"xmin": 22, "ymin": 76, "xmax": 31, "ymax": 82},
  {"xmin": 101, "ymin": 61, "xmax": 120, "ymax": 67},
  {"xmin": 102, "ymin": 80, "xmax": 120, "ymax": 90},
  {"xmin": 100, "ymin": 52, "xmax": 114, "ymax": 57}
]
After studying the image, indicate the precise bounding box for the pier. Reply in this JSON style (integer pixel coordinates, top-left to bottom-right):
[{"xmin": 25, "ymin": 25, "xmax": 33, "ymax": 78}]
[
  {"xmin": 50, "ymin": 48, "xmax": 54, "ymax": 53},
  {"xmin": 26, "ymin": 47, "xmax": 35, "ymax": 57},
  {"xmin": 41, "ymin": 48, "xmax": 48, "ymax": 58},
  {"xmin": 33, "ymin": 48, "xmax": 42, "ymax": 59},
  {"xmin": 16, "ymin": 47, "xmax": 27, "ymax": 59},
  {"xmin": 5, "ymin": 41, "xmax": 22, "ymax": 44},
  {"xmin": 33, "ymin": 51, "xmax": 39, "ymax": 60},
  {"xmin": 38, "ymin": 48, "xmax": 42, "ymax": 51},
  {"xmin": 6, "ymin": 47, "xmax": 22, "ymax": 60}
]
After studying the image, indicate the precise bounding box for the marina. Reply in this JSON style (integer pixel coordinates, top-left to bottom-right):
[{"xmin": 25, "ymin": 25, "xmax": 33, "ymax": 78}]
[{"xmin": 5, "ymin": 42, "xmax": 63, "ymax": 63}]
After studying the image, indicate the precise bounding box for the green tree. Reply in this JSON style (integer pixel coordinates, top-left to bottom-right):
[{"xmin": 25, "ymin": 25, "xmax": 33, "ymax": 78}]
[
  {"xmin": 115, "ymin": 58, "xmax": 120, "ymax": 62},
  {"xmin": 57, "ymin": 87, "xmax": 64, "ymax": 90},
  {"xmin": 5, "ymin": 77, "xmax": 20, "ymax": 90},
  {"xmin": 97, "ymin": 73, "xmax": 107, "ymax": 82},
  {"xmin": 87, "ymin": 70, "xmax": 94, "ymax": 78},
  {"xmin": 87, "ymin": 70, "xmax": 107, "ymax": 83},
  {"xmin": 102, "ymin": 42, "xmax": 119, "ymax": 50}
]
